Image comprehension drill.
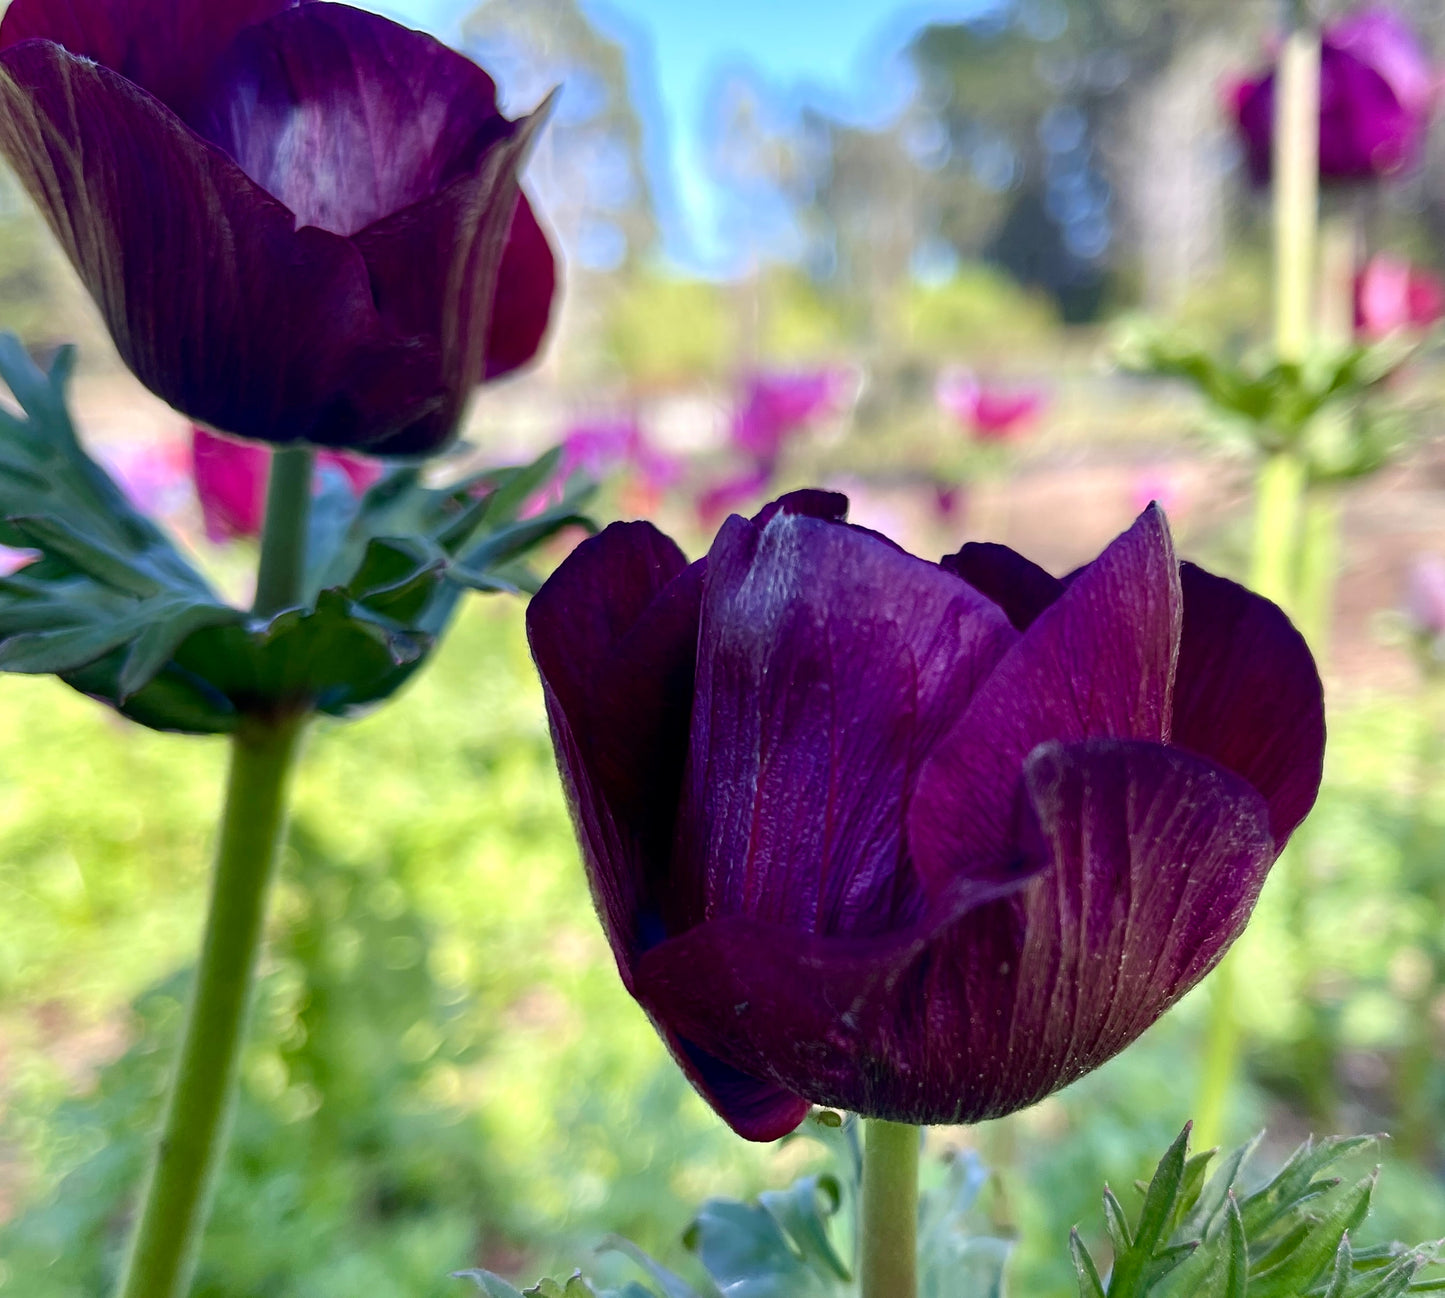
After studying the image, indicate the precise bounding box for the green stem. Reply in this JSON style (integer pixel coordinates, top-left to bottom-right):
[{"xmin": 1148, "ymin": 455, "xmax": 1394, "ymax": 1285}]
[
  {"xmin": 1197, "ymin": 8, "xmax": 1319, "ymax": 1150},
  {"xmin": 1250, "ymin": 449, "xmax": 1308, "ymax": 609},
  {"xmin": 1295, "ymin": 486, "xmax": 1340, "ymax": 666},
  {"xmin": 860, "ymin": 1120, "xmax": 919, "ymax": 1298},
  {"xmin": 115, "ymin": 444, "xmax": 314, "ymax": 1298},
  {"xmin": 114, "ymin": 715, "xmax": 305, "ymax": 1298},
  {"xmin": 252, "ymin": 446, "xmax": 315, "ymax": 618}
]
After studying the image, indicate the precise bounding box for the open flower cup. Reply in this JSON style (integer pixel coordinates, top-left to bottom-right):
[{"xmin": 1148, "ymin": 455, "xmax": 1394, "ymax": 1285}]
[
  {"xmin": 529, "ymin": 492, "xmax": 1325, "ymax": 1142},
  {"xmin": 0, "ymin": 0, "xmax": 556, "ymax": 455}
]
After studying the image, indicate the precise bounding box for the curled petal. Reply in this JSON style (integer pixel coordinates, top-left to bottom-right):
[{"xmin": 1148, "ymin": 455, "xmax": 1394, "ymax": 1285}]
[
  {"xmin": 637, "ymin": 739, "xmax": 1273, "ymax": 1129},
  {"xmin": 352, "ymin": 104, "xmax": 553, "ymax": 455},
  {"xmin": 0, "ymin": 42, "xmax": 445, "ymax": 447},
  {"xmin": 484, "ymin": 196, "xmax": 558, "ymax": 381},
  {"xmin": 680, "ymin": 510, "xmax": 1016, "ymax": 939},
  {"xmin": 1171, "ymin": 563, "xmax": 1324, "ymax": 846},
  {"xmin": 910, "ymin": 506, "xmax": 1181, "ymax": 891}
]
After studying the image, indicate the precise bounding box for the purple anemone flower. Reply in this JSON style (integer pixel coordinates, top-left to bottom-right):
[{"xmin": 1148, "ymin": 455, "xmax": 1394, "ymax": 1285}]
[
  {"xmin": 528, "ymin": 493, "xmax": 1324, "ymax": 1140},
  {"xmin": 1231, "ymin": 6, "xmax": 1436, "ymax": 185},
  {"xmin": 0, "ymin": 0, "xmax": 557, "ymax": 455},
  {"xmin": 730, "ymin": 369, "xmax": 849, "ymax": 464}
]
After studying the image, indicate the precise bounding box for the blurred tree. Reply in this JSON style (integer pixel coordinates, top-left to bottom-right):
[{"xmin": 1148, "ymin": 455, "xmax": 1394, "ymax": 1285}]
[
  {"xmin": 908, "ymin": 0, "xmax": 1270, "ymax": 319},
  {"xmin": 462, "ymin": 0, "xmax": 658, "ymax": 380}
]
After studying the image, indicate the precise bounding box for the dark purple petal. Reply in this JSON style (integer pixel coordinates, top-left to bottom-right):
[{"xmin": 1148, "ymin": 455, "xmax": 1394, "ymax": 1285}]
[
  {"xmin": 191, "ymin": 3, "xmax": 505, "ymax": 236},
  {"xmin": 0, "ymin": 41, "xmax": 447, "ymax": 448},
  {"xmin": 665, "ymin": 1034, "xmax": 810, "ymax": 1143},
  {"xmin": 0, "ymin": 0, "xmax": 301, "ymax": 119},
  {"xmin": 1171, "ymin": 563, "xmax": 1324, "ymax": 846},
  {"xmin": 484, "ymin": 196, "xmax": 557, "ymax": 381},
  {"xmin": 678, "ymin": 510, "xmax": 1017, "ymax": 940},
  {"xmin": 909, "ymin": 506, "xmax": 1180, "ymax": 892},
  {"xmin": 350, "ymin": 104, "xmax": 553, "ymax": 456},
  {"xmin": 941, "ymin": 541, "xmax": 1064, "ymax": 631},
  {"xmin": 751, "ymin": 489, "xmax": 850, "ymax": 528},
  {"xmin": 637, "ymin": 739, "xmax": 1273, "ymax": 1128},
  {"xmin": 527, "ymin": 522, "xmax": 700, "ymax": 963}
]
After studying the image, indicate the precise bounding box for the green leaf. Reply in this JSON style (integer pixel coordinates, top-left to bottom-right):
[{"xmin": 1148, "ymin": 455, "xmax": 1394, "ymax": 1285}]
[
  {"xmin": 454, "ymin": 1269, "xmax": 528, "ymax": 1298},
  {"xmin": 599, "ymin": 1235, "xmax": 706, "ymax": 1298},
  {"xmin": 686, "ymin": 1174, "xmax": 850, "ymax": 1298},
  {"xmin": 1070, "ymin": 1229, "xmax": 1107, "ymax": 1298},
  {"xmin": 1246, "ymin": 1171, "xmax": 1375, "ymax": 1298},
  {"xmin": 0, "ymin": 334, "xmax": 593, "ymax": 731}
]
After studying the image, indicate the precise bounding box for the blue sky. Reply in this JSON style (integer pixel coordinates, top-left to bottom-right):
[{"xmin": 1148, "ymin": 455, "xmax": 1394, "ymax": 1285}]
[{"xmin": 377, "ymin": 0, "xmax": 992, "ymax": 268}]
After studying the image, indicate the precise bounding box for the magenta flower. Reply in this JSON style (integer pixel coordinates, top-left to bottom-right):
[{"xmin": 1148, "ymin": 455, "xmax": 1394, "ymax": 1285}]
[
  {"xmin": 1231, "ymin": 6, "xmax": 1435, "ymax": 184},
  {"xmin": 191, "ymin": 426, "xmax": 381, "ymax": 542},
  {"xmin": 1406, "ymin": 554, "xmax": 1445, "ymax": 640},
  {"xmin": 0, "ymin": 0, "xmax": 556, "ymax": 455},
  {"xmin": 528, "ymin": 493, "xmax": 1324, "ymax": 1140},
  {"xmin": 730, "ymin": 370, "xmax": 848, "ymax": 464},
  {"xmin": 695, "ymin": 464, "xmax": 774, "ymax": 528},
  {"xmin": 1355, "ymin": 254, "xmax": 1445, "ymax": 337},
  {"xmin": 937, "ymin": 370, "xmax": 1047, "ymax": 442}
]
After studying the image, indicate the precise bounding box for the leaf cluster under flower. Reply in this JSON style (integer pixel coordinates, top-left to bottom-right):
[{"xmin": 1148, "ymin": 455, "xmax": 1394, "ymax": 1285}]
[{"xmin": 0, "ymin": 336, "xmax": 591, "ymax": 732}]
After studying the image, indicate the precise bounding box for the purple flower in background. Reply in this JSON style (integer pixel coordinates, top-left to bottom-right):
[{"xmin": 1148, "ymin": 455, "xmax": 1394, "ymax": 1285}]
[
  {"xmin": 1406, "ymin": 554, "xmax": 1445, "ymax": 640},
  {"xmin": 191, "ymin": 425, "xmax": 381, "ymax": 542},
  {"xmin": 528, "ymin": 494, "xmax": 1324, "ymax": 1140},
  {"xmin": 1356, "ymin": 254, "xmax": 1445, "ymax": 337},
  {"xmin": 937, "ymin": 369, "xmax": 1047, "ymax": 442},
  {"xmin": 695, "ymin": 464, "xmax": 774, "ymax": 528},
  {"xmin": 730, "ymin": 369, "xmax": 849, "ymax": 464},
  {"xmin": 1231, "ymin": 6, "xmax": 1435, "ymax": 184},
  {"xmin": 0, "ymin": 0, "xmax": 557, "ymax": 455}
]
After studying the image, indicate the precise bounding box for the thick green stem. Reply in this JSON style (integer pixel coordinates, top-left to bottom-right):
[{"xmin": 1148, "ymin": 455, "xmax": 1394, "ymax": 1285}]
[
  {"xmin": 1295, "ymin": 486, "xmax": 1340, "ymax": 666},
  {"xmin": 252, "ymin": 446, "xmax": 315, "ymax": 618},
  {"xmin": 1250, "ymin": 450, "xmax": 1308, "ymax": 609},
  {"xmin": 114, "ymin": 715, "xmax": 305, "ymax": 1298},
  {"xmin": 115, "ymin": 444, "xmax": 314, "ymax": 1297},
  {"xmin": 860, "ymin": 1120, "xmax": 919, "ymax": 1298},
  {"xmin": 1197, "ymin": 6, "xmax": 1319, "ymax": 1151}
]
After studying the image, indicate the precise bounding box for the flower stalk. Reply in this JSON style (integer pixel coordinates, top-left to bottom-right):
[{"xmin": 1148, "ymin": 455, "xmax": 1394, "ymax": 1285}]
[
  {"xmin": 114, "ymin": 450, "xmax": 314, "ymax": 1298},
  {"xmin": 1196, "ymin": 1, "xmax": 1320, "ymax": 1151},
  {"xmin": 860, "ymin": 1120, "xmax": 919, "ymax": 1298}
]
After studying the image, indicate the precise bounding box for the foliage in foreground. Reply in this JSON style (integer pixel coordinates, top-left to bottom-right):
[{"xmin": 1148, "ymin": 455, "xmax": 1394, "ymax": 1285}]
[{"xmin": 457, "ymin": 1123, "xmax": 1442, "ymax": 1298}]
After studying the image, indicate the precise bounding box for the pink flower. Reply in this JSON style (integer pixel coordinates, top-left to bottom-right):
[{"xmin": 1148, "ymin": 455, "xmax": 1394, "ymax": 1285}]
[
  {"xmin": 95, "ymin": 438, "xmax": 191, "ymax": 519},
  {"xmin": 1406, "ymin": 554, "xmax": 1445, "ymax": 638},
  {"xmin": 937, "ymin": 370, "xmax": 1047, "ymax": 442},
  {"xmin": 696, "ymin": 465, "xmax": 774, "ymax": 528},
  {"xmin": 191, "ymin": 426, "xmax": 383, "ymax": 543},
  {"xmin": 0, "ymin": 545, "xmax": 35, "ymax": 575},
  {"xmin": 731, "ymin": 369, "xmax": 849, "ymax": 464},
  {"xmin": 1355, "ymin": 253, "xmax": 1445, "ymax": 337}
]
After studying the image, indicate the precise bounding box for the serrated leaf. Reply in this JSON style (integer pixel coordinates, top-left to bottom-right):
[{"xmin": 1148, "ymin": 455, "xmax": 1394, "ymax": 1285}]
[{"xmin": 1249, "ymin": 1172, "xmax": 1376, "ymax": 1298}]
